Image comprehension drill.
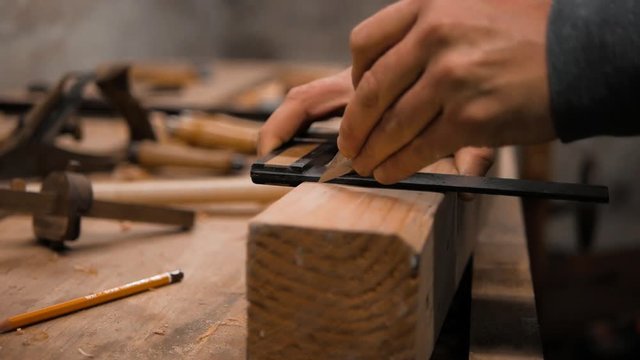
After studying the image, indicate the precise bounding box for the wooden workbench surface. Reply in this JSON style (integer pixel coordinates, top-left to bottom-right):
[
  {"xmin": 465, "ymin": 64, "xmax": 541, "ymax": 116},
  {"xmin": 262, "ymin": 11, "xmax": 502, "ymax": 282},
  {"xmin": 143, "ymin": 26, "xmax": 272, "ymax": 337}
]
[
  {"xmin": 0, "ymin": 59, "xmax": 541, "ymax": 359},
  {"xmin": 0, "ymin": 214, "xmax": 248, "ymax": 359},
  {"xmin": 0, "ymin": 186, "xmax": 541, "ymax": 359}
]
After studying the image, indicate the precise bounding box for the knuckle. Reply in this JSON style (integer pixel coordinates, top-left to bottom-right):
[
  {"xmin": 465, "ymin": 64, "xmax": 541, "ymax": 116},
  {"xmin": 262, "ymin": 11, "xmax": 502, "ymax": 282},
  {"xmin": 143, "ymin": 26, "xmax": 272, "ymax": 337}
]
[
  {"xmin": 285, "ymin": 84, "xmax": 311, "ymax": 103},
  {"xmin": 432, "ymin": 57, "xmax": 466, "ymax": 86},
  {"xmin": 415, "ymin": 21, "xmax": 451, "ymax": 46},
  {"xmin": 356, "ymin": 71, "xmax": 380, "ymax": 108},
  {"xmin": 456, "ymin": 103, "xmax": 492, "ymax": 129},
  {"xmin": 380, "ymin": 110, "xmax": 403, "ymax": 134}
]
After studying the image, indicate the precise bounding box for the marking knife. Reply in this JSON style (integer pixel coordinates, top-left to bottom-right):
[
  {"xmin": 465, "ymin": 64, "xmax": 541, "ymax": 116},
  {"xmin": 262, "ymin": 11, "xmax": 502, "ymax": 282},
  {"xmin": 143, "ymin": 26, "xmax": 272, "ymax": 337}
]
[{"xmin": 318, "ymin": 152, "xmax": 353, "ymax": 183}]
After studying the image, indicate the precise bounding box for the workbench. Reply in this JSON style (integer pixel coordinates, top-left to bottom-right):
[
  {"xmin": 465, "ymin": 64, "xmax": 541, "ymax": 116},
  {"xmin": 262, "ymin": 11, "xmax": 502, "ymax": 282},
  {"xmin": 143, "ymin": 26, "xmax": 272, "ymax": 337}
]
[{"xmin": 0, "ymin": 60, "xmax": 542, "ymax": 359}]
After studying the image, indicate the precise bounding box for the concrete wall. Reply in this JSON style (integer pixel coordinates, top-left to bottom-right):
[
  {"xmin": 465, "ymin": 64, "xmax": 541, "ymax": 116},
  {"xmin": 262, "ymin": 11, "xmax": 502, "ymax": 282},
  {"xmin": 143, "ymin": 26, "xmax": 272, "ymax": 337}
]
[{"xmin": 0, "ymin": 0, "xmax": 392, "ymax": 89}]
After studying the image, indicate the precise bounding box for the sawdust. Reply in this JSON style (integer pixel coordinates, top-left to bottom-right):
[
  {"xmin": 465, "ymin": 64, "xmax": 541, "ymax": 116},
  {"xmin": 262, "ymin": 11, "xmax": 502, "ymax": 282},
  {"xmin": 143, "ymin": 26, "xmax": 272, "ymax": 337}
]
[
  {"xmin": 78, "ymin": 348, "xmax": 94, "ymax": 358},
  {"xmin": 15, "ymin": 328, "xmax": 23, "ymax": 335},
  {"xmin": 196, "ymin": 319, "xmax": 243, "ymax": 344},
  {"xmin": 73, "ymin": 264, "xmax": 98, "ymax": 275},
  {"xmin": 153, "ymin": 323, "xmax": 169, "ymax": 336},
  {"xmin": 20, "ymin": 329, "xmax": 49, "ymax": 346}
]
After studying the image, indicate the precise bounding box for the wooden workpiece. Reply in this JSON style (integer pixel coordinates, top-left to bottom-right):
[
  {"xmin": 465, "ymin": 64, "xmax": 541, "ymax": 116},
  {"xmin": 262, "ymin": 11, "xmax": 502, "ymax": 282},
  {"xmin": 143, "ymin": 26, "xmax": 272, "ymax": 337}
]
[{"xmin": 247, "ymin": 158, "xmax": 478, "ymax": 359}]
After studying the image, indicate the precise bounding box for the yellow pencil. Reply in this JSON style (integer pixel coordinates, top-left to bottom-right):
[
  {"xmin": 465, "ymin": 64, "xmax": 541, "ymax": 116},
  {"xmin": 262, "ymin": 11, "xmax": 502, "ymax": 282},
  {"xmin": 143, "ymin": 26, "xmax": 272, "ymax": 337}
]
[{"xmin": 0, "ymin": 269, "xmax": 183, "ymax": 333}]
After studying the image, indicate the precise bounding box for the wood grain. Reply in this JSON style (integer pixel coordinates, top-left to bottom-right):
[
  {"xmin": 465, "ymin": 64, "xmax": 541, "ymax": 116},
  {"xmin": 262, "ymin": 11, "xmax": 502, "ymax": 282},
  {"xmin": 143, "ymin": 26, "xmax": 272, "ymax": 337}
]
[
  {"xmin": 246, "ymin": 157, "xmax": 480, "ymax": 359},
  {"xmin": 0, "ymin": 215, "xmax": 248, "ymax": 359}
]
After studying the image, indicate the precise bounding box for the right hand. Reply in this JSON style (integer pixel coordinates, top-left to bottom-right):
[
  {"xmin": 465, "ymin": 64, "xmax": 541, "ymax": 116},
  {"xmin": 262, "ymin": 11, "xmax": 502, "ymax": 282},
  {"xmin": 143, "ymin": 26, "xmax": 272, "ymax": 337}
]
[
  {"xmin": 257, "ymin": 68, "xmax": 354, "ymax": 156},
  {"xmin": 258, "ymin": 66, "xmax": 495, "ymax": 180}
]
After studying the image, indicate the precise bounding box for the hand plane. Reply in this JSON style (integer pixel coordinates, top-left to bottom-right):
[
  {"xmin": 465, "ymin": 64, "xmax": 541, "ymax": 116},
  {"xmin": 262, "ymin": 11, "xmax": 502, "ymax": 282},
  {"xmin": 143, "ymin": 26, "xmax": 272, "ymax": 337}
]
[
  {"xmin": 0, "ymin": 65, "xmax": 243, "ymax": 179},
  {"xmin": 0, "ymin": 170, "xmax": 194, "ymax": 247}
]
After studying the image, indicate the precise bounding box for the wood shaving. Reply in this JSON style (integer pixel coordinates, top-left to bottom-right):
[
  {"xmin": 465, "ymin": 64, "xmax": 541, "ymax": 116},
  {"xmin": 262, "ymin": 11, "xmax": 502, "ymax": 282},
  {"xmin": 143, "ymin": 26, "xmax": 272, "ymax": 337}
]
[
  {"xmin": 73, "ymin": 265, "xmax": 98, "ymax": 275},
  {"xmin": 30, "ymin": 330, "xmax": 49, "ymax": 342},
  {"xmin": 196, "ymin": 322, "xmax": 221, "ymax": 343},
  {"xmin": 119, "ymin": 221, "xmax": 133, "ymax": 232},
  {"xmin": 78, "ymin": 348, "xmax": 94, "ymax": 358},
  {"xmin": 153, "ymin": 323, "xmax": 169, "ymax": 336},
  {"xmin": 196, "ymin": 319, "xmax": 242, "ymax": 344}
]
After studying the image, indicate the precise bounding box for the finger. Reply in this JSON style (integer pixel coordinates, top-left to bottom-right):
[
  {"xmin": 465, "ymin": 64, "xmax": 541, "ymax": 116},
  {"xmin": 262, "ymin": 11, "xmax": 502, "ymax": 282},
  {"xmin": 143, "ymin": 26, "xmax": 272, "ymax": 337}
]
[
  {"xmin": 350, "ymin": 0, "xmax": 420, "ymax": 87},
  {"xmin": 351, "ymin": 69, "xmax": 443, "ymax": 177},
  {"xmin": 339, "ymin": 37, "xmax": 427, "ymax": 159},
  {"xmin": 453, "ymin": 146, "xmax": 496, "ymax": 201},
  {"xmin": 257, "ymin": 70, "xmax": 353, "ymax": 156},
  {"xmin": 372, "ymin": 115, "xmax": 461, "ymax": 184},
  {"xmin": 454, "ymin": 146, "xmax": 495, "ymax": 177}
]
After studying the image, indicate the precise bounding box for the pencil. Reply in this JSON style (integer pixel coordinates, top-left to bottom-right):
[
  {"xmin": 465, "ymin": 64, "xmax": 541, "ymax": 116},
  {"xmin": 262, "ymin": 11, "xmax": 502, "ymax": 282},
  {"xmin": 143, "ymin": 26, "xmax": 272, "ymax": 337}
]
[{"xmin": 0, "ymin": 269, "xmax": 184, "ymax": 333}]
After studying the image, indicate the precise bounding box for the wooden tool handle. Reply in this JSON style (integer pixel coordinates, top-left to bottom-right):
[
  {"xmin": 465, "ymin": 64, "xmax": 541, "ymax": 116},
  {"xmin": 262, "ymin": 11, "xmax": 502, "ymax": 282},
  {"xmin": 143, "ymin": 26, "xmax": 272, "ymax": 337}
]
[
  {"xmin": 87, "ymin": 200, "xmax": 194, "ymax": 229},
  {"xmin": 172, "ymin": 115, "xmax": 259, "ymax": 154},
  {"xmin": 91, "ymin": 177, "xmax": 290, "ymax": 204},
  {"xmin": 131, "ymin": 140, "xmax": 243, "ymax": 172}
]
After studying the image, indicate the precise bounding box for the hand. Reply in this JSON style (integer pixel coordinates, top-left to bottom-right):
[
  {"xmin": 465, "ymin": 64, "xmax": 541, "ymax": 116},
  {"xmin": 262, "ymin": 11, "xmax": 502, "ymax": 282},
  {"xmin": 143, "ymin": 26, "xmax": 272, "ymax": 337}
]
[
  {"xmin": 258, "ymin": 67, "xmax": 495, "ymax": 181},
  {"xmin": 339, "ymin": 0, "xmax": 555, "ymax": 184},
  {"xmin": 257, "ymin": 68, "xmax": 353, "ymax": 156}
]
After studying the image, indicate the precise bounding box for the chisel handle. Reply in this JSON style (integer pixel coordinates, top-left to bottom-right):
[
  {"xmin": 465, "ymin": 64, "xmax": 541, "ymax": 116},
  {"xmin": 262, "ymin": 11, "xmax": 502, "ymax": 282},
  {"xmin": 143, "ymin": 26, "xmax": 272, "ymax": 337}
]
[
  {"xmin": 171, "ymin": 115, "xmax": 259, "ymax": 154},
  {"xmin": 130, "ymin": 140, "xmax": 244, "ymax": 172},
  {"xmin": 86, "ymin": 200, "xmax": 195, "ymax": 229}
]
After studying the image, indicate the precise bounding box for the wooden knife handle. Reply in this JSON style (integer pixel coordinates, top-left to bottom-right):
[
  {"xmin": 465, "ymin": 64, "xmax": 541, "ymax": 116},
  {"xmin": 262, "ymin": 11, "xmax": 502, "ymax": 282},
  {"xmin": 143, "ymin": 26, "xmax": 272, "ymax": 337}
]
[
  {"xmin": 131, "ymin": 140, "xmax": 244, "ymax": 172},
  {"xmin": 171, "ymin": 115, "xmax": 259, "ymax": 154}
]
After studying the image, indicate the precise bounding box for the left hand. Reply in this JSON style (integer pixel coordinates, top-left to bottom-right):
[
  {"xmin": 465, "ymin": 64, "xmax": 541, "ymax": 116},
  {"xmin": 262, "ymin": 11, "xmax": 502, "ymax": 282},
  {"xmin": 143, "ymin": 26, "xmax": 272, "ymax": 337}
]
[{"xmin": 339, "ymin": 0, "xmax": 555, "ymax": 184}]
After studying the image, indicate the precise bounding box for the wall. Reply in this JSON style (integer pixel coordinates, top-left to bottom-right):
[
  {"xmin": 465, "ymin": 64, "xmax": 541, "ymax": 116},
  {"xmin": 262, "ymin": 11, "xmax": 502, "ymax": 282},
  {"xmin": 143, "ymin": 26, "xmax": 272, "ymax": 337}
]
[{"xmin": 0, "ymin": 0, "xmax": 392, "ymax": 89}]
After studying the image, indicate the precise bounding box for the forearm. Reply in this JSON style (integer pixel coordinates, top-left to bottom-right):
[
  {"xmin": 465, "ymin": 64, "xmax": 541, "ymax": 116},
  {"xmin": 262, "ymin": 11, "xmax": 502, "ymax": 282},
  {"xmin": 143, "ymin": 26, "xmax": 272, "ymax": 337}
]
[{"xmin": 547, "ymin": 0, "xmax": 640, "ymax": 142}]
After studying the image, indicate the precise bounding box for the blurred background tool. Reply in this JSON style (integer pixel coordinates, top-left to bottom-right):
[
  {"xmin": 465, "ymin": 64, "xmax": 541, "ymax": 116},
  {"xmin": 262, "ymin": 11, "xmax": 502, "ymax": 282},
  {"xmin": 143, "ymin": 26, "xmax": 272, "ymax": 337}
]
[
  {"xmin": 166, "ymin": 112, "xmax": 260, "ymax": 154},
  {"xmin": 0, "ymin": 65, "xmax": 246, "ymax": 179},
  {"xmin": 25, "ymin": 176, "xmax": 291, "ymax": 206},
  {"xmin": 0, "ymin": 170, "xmax": 194, "ymax": 245}
]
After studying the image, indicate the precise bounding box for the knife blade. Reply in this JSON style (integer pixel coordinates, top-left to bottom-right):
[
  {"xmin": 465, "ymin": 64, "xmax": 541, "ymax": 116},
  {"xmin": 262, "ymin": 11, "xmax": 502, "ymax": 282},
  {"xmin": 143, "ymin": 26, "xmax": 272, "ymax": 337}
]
[{"xmin": 318, "ymin": 152, "xmax": 353, "ymax": 183}]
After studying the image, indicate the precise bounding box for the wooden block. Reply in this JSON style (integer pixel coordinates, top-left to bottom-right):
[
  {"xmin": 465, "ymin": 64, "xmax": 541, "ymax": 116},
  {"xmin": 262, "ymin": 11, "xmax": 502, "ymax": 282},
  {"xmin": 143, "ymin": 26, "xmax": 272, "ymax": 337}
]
[{"xmin": 247, "ymin": 177, "xmax": 481, "ymax": 359}]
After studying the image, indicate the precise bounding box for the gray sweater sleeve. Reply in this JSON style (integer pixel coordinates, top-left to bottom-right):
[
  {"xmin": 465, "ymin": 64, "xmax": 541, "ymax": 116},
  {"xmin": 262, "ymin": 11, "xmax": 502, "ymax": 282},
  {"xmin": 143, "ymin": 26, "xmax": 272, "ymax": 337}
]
[{"xmin": 547, "ymin": 0, "xmax": 640, "ymax": 142}]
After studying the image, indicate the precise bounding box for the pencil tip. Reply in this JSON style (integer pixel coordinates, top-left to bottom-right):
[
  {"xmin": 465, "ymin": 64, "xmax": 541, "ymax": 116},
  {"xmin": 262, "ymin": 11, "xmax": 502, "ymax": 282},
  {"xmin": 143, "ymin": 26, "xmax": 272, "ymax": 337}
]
[{"xmin": 169, "ymin": 270, "xmax": 184, "ymax": 283}]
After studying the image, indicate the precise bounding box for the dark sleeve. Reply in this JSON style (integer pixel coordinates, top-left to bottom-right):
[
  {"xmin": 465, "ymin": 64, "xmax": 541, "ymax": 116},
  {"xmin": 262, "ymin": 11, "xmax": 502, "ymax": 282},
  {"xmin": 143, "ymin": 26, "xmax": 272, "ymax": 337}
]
[{"xmin": 546, "ymin": 0, "xmax": 640, "ymax": 142}]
